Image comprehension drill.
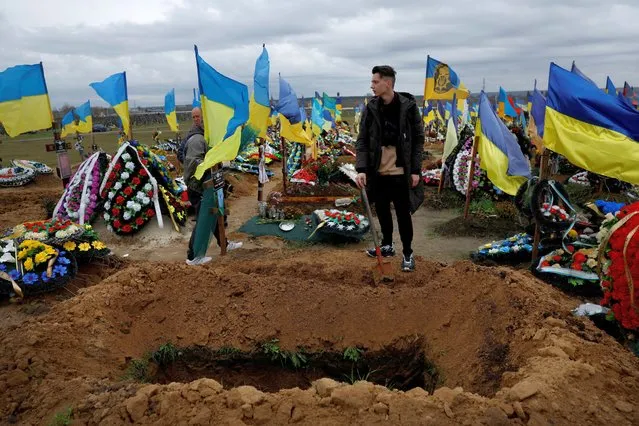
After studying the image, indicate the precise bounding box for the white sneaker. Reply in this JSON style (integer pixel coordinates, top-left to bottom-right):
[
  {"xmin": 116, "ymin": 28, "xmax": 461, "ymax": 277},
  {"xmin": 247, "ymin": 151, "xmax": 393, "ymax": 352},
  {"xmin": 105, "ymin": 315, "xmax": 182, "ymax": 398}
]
[
  {"xmin": 186, "ymin": 256, "xmax": 212, "ymax": 266},
  {"xmin": 227, "ymin": 241, "xmax": 243, "ymax": 251}
]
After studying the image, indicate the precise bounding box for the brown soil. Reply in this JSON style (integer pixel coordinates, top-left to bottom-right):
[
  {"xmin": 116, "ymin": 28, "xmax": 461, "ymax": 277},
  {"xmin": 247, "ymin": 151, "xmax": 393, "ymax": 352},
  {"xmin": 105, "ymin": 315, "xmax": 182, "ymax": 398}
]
[
  {"xmin": 434, "ymin": 215, "xmax": 525, "ymax": 240},
  {"xmin": 0, "ymin": 174, "xmax": 63, "ymax": 230},
  {"xmin": 1, "ymin": 166, "xmax": 639, "ymax": 426},
  {"xmin": 0, "ymin": 250, "xmax": 638, "ymax": 425}
]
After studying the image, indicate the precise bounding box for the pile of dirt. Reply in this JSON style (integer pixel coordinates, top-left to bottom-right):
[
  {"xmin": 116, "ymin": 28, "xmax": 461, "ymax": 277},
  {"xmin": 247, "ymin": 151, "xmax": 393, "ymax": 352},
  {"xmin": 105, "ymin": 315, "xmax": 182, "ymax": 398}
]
[
  {"xmin": 434, "ymin": 215, "xmax": 524, "ymax": 240},
  {"xmin": 0, "ymin": 249, "xmax": 637, "ymax": 424},
  {"xmin": 0, "ymin": 175, "xmax": 63, "ymax": 230}
]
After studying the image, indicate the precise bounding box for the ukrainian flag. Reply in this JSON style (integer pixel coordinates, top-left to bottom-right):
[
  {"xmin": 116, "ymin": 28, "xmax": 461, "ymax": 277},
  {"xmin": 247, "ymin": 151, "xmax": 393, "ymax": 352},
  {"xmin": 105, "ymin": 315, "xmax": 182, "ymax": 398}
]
[
  {"xmin": 423, "ymin": 103, "xmax": 435, "ymax": 124},
  {"xmin": 311, "ymin": 97, "xmax": 325, "ymax": 136},
  {"xmin": 530, "ymin": 87, "xmax": 546, "ymax": 138},
  {"xmin": 192, "ymin": 88, "xmax": 201, "ymax": 108},
  {"xmin": 0, "ymin": 63, "xmax": 53, "ymax": 137},
  {"xmin": 164, "ymin": 88, "xmax": 179, "ymax": 132},
  {"xmin": 571, "ymin": 61, "xmax": 598, "ymax": 88},
  {"xmin": 336, "ymin": 93, "xmax": 342, "ymax": 122},
  {"xmin": 60, "ymin": 110, "xmax": 77, "ymax": 138},
  {"xmin": 544, "ymin": 62, "xmax": 639, "ymax": 185},
  {"xmin": 476, "ymin": 91, "xmax": 530, "ymax": 195},
  {"xmin": 90, "ymin": 72, "xmax": 130, "ymax": 138},
  {"xmin": 242, "ymin": 45, "xmax": 270, "ymax": 150},
  {"xmin": 606, "ymin": 76, "xmax": 616, "ymax": 95},
  {"xmin": 74, "ymin": 100, "xmax": 92, "ymax": 134},
  {"xmin": 193, "ymin": 45, "xmax": 249, "ymax": 180},
  {"xmin": 424, "ymin": 56, "xmax": 469, "ymax": 101},
  {"xmin": 498, "ymin": 87, "xmax": 517, "ymax": 118},
  {"xmin": 277, "ymin": 76, "xmax": 312, "ymax": 145},
  {"xmin": 323, "ymin": 92, "xmax": 336, "ymax": 119}
]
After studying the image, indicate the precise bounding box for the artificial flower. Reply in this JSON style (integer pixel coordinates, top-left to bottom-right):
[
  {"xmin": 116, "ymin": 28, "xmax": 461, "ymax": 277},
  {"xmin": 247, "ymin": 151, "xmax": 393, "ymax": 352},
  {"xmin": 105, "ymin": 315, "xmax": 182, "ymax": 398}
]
[
  {"xmin": 78, "ymin": 243, "xmax": 91, "ymax": 252},
  {"xmin": 24, "ymin": 258, "xmax": 34, "ymax": 271},
  {"xmin": 91, "ymin": 241, "xmax": 106, "ymax": 250}
]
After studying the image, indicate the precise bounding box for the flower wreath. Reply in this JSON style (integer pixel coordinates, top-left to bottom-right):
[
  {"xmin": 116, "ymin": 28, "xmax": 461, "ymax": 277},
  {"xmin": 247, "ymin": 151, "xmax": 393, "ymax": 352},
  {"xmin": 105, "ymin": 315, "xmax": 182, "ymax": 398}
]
[
  {"xmin": 0, "ymin": 166, "xmax": 36, "ymax": 187},
  {"xmin": 53, "ymin": 152, "xmax": 109, "ymax": 224},
  {"xmin": 100, "ymin": 142, "xmax": 164, "ymax": 235},
  {"xmin": 131, "ymin": 141, "xmax": 188, "ymax": 202},
  {"xmin": 472, "ymin": 233, "xmax": 535, "ymax": 264},
  {"xmin": 10, "ymin": 159, "xmax": 53, "ymax": 175},
  {"xmin": 61, "ymin": 224, "xmax": 110, "ymax": 261},
  {"xmin": 0, "ymin": 239, "xmax": 76, "ymax": 297},
  {"xmin": 7, "ymin": 219, "xmax": 85, "ymax": 245},
  {"xmin": 598, "ymin": 202, "xmax": 639, "ymax": 330},
  {"xmin": 311, "ymin": 209, "xmax": 370, "ymax": 239}
]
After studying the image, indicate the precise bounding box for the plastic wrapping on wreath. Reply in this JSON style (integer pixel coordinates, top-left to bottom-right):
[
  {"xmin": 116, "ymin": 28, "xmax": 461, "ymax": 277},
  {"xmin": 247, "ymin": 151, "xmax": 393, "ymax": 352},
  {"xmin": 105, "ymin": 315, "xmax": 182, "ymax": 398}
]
[
  {"xmin": 572, "ymin": 303, "xmax": 610, "ymax": 317},
  {"xmin": 535, "ymin": 252, "xmax": 599, "ymax": 281},
  {"xmin": 10, "ymin": 160, "xmax": 53, "ymax": 175}
]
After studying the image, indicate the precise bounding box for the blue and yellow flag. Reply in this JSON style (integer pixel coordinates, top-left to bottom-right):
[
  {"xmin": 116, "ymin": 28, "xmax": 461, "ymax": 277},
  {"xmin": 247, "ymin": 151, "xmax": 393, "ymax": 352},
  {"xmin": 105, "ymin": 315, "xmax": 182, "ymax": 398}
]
[
  {"xmin": 164, "ymin": 88, "xmax": 179, "ymax": 132},
  {"xmin": 90, "ymin": 72, "xmax": 130, "ymax": 137},
  {"xmin": 545, "ymin": 62, "xmax": 639, "ymax": 184},
  {"xmin": 530, "ymin": 87, "xmax": 546, "ymax": 138},
  {"xmin": 193, "ymin": 45, "xmax": 249, "ymax": 179},
  {"xmin": 74, "ymin": 100, "xmax": 92, "ymax": 134},
  {"xmin": 498, "ymin": 87, "xmax": 517, "ymax": 118},
  {"xmin": 299, "ymin": 96, "xmax": 308, "ymax": 123},
  {"xmin": 277, "ymin": 76, "xmax": 312, "ymax": 145},
  {"xmin": 570, "ymin": 61, "xmax": 598, "ymax": 88},
  {"xmin": 60, "ymin": 110, "xmax": 77, "ymax": 138},
  {"xmin": 311, "ymin": 97, "xmax": 325, "ymax": 136},
  {"xmin": 192, "ymin": 88, "xmax": 201, "ymax": 108},
  {"xmin": 0, "ymin": 63, "xmax": 53, "ymax": 137},
  {"xmin": 606, "ymin": 76, "xmax": 616, "ymax": 95},
  {"xmin": 322, "ymin": 92, "xmax": 336, "ymax": 119},
  {"xmin": 336, "ymin": 93, "xmax": 342, "ymax": 122},
  {"xmin": 476, "ymin": 91, "xmax": 530, "ymax": 195},
  {"xmin": 424, "ymin": 56, "xmax": 469, "ymax": 101},
  {"xmin": 241, "ymin": 45, "xmax": 270, "ymax": 151},
  {"xmin": 423, "ymin": 103, "xmax": 435, "ymax": 124},
  {"xmin": 451, "ymin": 93, "xmax": 459, "ymax": 133}
]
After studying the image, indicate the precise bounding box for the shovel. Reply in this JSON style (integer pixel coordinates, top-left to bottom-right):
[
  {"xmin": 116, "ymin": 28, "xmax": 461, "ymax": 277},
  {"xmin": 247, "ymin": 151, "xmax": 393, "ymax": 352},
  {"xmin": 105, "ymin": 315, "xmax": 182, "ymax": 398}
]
[{"xmin": 361, "ymin": 187, "xmax": 394, "ymax": 284}]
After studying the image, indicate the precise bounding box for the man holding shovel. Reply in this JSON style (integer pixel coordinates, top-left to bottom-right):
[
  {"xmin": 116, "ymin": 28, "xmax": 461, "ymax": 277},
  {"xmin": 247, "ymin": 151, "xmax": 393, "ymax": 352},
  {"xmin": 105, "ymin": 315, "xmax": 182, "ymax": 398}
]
[{"xmin": 355, "ymin": 65, "xmax": 424, "ymax": 272}]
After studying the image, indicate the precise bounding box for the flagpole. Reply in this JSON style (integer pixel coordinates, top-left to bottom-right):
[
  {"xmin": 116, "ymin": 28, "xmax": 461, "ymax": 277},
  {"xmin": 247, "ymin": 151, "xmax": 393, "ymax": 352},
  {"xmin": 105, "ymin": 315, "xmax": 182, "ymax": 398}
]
[
  {"xmin": 463, "ymin": 135, "xmax": 479, "ymax": 219},
  {"xmin": 280, "ymin": 136, "xmax": 288, "ymax": 194}
]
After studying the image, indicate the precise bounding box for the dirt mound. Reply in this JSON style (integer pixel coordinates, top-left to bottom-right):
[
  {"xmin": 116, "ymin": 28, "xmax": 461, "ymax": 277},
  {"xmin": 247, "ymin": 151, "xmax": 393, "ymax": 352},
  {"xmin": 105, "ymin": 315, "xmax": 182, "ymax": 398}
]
[
  {"xmin": 0, "ymin": 175, "xmax": 63, "ymax": 230},
  {"xmin": 0, "ymin": 249, "xmax": 637, "ymax": 424},
  {"xmin": 434, "ymin": 215, "xmax": 524, "ymax": 239}
]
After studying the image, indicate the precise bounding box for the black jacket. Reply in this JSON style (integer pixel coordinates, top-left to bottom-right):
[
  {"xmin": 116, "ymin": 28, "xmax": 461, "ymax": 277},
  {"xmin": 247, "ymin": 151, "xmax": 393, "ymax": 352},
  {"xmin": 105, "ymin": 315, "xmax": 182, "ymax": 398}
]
[{"xmin": 355, "ymin": 92, "xmax": 425, "ymax": 213}]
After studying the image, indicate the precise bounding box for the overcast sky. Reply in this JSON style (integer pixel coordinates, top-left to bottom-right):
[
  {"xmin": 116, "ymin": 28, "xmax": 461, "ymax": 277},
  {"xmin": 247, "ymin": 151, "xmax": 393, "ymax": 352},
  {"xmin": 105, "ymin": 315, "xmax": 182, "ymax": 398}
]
[{"xmin": 1, "ymin": 0, "xmax": 638, "ymax": 108}]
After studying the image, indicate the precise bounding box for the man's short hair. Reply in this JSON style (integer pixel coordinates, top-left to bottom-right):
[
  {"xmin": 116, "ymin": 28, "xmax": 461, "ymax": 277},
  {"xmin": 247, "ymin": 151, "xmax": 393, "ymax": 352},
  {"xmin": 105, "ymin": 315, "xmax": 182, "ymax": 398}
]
[{"xmin": 372, "ymin": 65, "xmax": 396, "ymax": 86}]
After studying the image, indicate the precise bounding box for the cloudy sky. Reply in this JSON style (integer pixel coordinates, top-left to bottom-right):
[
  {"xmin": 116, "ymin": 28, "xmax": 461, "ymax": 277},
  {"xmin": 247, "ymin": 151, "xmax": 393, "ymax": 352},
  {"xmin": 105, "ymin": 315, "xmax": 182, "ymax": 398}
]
[{"xmin": 1, "ymin": 0, "xmax": 638, "ymax": 108}]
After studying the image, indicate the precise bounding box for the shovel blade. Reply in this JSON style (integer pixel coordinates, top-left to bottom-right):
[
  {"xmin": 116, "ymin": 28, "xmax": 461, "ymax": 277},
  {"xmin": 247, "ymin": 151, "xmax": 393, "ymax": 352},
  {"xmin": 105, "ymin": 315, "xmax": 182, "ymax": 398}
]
[{"xmin": 372, "ymin": 261, "xmax": 395, "ymax": 284}]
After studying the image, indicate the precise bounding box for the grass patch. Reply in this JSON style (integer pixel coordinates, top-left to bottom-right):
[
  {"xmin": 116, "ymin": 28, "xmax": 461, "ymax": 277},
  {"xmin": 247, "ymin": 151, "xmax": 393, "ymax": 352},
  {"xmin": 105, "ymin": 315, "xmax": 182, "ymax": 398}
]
[
  {"xmin": 48, "ymin": 407, "xmax": 73, "ymax": 426},
  {"xmin": 123, "ymin": 358, "xmax": 151, "ymax": 383}
]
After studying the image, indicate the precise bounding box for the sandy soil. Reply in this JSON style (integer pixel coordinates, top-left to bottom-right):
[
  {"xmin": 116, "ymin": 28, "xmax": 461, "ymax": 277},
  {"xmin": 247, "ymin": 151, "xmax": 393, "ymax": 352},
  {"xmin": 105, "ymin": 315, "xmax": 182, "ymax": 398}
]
[{"xmin": 0, "ymin": 161, "xmax": 638, "ymax": 425}]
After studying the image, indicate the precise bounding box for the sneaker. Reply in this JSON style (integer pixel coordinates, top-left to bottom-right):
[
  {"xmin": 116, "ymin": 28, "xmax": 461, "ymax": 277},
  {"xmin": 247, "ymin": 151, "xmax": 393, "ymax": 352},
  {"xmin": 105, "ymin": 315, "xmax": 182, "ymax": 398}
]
[
  {"xmin": 366, "ymin": 244, "xmax": 396, "ymax": 258},
  {"xmin": 186, "ymin": 256, "xmax": 212, "ymax": 266},
  {"xmin": 401, "ymin": 254, "xmax": 415, "ymax": 272},
  {"xmin": 227, "ymin": 241, "xmax": 243, "ymax": 251}
]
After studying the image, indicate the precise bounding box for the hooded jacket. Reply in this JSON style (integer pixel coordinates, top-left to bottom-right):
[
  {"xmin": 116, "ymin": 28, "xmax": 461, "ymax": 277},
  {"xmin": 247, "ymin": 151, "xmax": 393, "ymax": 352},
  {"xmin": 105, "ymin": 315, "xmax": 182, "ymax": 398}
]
[{"xmin": 355, "ymin": 92, "xmax": 425, "ymax": 213}]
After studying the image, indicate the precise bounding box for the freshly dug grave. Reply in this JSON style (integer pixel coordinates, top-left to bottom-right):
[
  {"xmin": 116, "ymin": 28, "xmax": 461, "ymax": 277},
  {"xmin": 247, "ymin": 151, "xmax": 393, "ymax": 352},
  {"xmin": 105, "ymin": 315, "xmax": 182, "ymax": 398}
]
[{"xmin": 0, "ymin": 248, "xmax": 638, "ymax": 425}]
